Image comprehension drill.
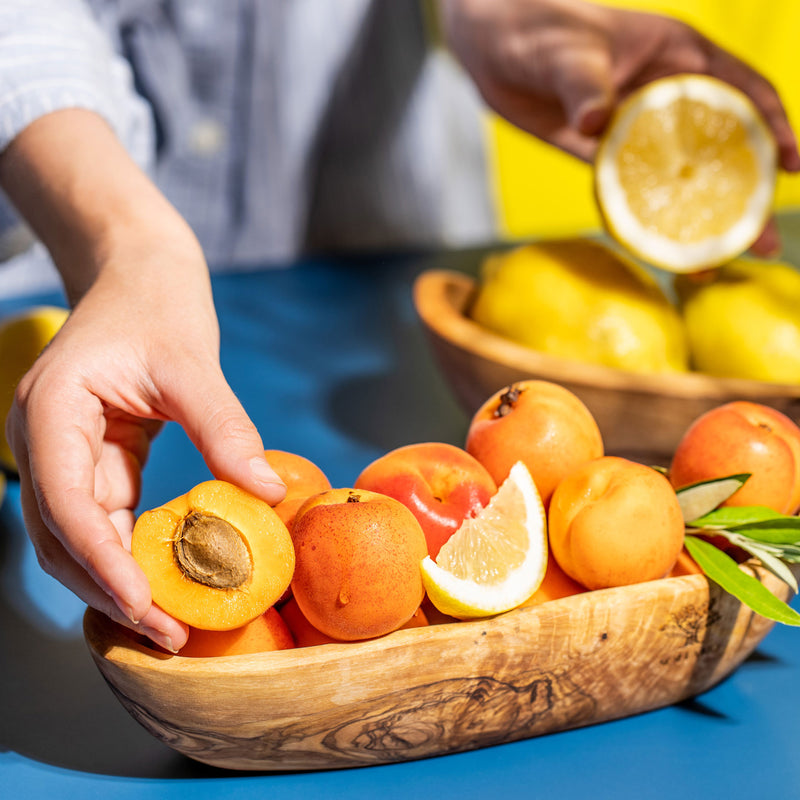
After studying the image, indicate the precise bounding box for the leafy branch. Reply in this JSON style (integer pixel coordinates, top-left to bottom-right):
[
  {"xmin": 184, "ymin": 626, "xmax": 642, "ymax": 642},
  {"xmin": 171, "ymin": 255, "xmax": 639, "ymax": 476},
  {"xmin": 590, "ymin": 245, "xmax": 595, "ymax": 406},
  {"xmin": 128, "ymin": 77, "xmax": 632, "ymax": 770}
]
[{"xmin": 676, "ymin": 475, "xmax": 800, "ymax": 626}]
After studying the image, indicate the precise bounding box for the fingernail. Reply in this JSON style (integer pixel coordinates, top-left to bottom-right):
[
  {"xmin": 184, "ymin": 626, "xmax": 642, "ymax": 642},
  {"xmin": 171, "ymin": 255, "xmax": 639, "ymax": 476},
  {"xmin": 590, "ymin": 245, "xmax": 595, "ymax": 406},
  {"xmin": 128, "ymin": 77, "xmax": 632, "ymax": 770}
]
[
  {"xmin": 142, "ymin": 627, "xmax": 178, "ymax": 654},
  {"xmin": 111, "ymin": 593, "xmax": 140, "ymax": 625},
  {"xmin": 249, "ymin": 456, "xmax": 284, "ymax": 487}
]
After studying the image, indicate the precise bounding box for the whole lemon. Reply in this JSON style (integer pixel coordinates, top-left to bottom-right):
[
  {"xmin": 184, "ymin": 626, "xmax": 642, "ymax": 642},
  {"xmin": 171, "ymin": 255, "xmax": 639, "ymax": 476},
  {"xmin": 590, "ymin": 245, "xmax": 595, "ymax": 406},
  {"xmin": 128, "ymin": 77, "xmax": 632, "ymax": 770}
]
[
  {"xmin": 469, "ymin": 239, "xmax": 689, "ymax": 374},
  {"xmin": 674, "ymin": 258, "xmax": 800, "ymax": 383},
  {"xmin": 0, "ymin": 305, "xmax": 69, "ymax": 472}
]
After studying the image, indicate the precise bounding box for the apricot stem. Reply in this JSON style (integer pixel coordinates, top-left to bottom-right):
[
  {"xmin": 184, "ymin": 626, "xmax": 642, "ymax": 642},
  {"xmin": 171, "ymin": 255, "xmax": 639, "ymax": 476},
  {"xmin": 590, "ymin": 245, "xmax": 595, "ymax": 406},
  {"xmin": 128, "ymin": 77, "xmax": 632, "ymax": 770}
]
[
  {"xmin": 494, "ymin": 384, "xmax": 523, "ymax": 418},
  {"xmin": 174, "ymin": 512, "xmax": 252, "ymax": 590}
]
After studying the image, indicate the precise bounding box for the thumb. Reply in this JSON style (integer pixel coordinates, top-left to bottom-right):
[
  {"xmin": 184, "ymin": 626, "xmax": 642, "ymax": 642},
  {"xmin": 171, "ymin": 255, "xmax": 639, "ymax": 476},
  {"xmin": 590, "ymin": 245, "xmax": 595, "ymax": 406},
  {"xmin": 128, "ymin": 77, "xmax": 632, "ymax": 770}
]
[
  {"xmin": 555, "ymin": 44, "xmax": 615, "ymax": 137},
  {"xmin": 168, "ymin": 367, "xmax": 286, "ymax": 505}
]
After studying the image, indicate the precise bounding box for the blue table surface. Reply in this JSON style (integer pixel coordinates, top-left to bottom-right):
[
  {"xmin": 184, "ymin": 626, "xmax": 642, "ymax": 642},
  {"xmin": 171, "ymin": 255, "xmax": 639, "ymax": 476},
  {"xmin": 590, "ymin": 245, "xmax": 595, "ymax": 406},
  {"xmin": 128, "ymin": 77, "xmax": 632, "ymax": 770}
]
[{"xmin": 2, "ymin": 245, "xmax": 800, "ymax": 799}]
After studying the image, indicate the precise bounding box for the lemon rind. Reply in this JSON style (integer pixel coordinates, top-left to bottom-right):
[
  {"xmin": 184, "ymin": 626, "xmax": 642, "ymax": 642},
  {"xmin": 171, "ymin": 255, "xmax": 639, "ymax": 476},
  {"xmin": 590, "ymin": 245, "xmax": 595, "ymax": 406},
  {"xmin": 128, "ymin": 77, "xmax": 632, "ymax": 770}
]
[
  {"xmin": 595, "ymin": 74, "xmax": 777, "ymax": 273},
  {"xmin": 420, "ymin": 461, "xmax": 548, "ymax": 619}
]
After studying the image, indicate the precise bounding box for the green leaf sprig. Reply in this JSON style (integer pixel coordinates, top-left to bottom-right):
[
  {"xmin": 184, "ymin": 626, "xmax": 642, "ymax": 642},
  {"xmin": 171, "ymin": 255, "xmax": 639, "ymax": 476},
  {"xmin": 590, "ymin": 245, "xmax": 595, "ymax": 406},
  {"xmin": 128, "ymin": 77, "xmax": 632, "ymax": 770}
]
[{"xmin": 676, "ymin": 474, "xmax": 800, "ymax": 626}]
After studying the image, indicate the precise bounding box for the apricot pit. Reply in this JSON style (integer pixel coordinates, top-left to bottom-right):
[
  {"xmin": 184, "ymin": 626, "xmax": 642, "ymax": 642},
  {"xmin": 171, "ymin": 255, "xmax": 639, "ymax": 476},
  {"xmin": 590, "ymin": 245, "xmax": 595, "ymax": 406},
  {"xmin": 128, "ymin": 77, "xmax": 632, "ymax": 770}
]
[
  {"xmin": 132, "ymin": 480, "xmax": 295, "ymax": 630},
  {"xmin": 174, "ymin": 512, "xmax": 252, "ymax": 589}
]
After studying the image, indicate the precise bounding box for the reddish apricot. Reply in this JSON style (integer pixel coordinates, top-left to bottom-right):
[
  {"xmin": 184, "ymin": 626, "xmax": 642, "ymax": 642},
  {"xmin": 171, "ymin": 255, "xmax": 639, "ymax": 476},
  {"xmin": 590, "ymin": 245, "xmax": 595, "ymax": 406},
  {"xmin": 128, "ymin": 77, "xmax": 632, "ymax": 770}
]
[
  {"xmin": 466, "ymin": 381, "xmax": 603, "ymax": 507},
  {"xmin": 131, "ymin": 480, "xmax": 295, "ymax": 630},
  {"xmin": 354, "ymin": 442, "xmax": 496, "ymax": 558},
  {"xmin": 178, "ymin": 607, "xmax": 295, "ymax": 657},
  {"xmin": 548, "ymin": 456, "xmax": 685, "ymax": 590},
  {"xmin": 264, "ymin": 449, "xmax": 332, "ymax": 532},
  {"xmin": 669, "ymin": 401, "xmax": 800, "ymax": 514},
  {"xmin": 290, "ymin": 488, "xmax": 427, "ymax": 641}
]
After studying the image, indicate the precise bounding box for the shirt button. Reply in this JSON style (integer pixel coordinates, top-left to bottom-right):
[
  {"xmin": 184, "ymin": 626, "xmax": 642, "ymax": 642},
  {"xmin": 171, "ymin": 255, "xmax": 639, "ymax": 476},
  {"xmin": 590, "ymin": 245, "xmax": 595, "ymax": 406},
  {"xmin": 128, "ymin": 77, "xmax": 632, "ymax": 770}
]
[{"xmin": 189, "ymin": 119, "xmax": 226, "ymax": 156}]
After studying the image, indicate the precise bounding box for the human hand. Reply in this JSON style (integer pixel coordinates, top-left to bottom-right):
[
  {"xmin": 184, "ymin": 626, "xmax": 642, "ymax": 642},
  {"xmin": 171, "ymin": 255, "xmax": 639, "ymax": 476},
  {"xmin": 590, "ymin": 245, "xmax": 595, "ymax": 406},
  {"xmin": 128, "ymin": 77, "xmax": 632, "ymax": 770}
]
[
  {"xmin": 440, "ymin": 0, "xmax": 800, "ymax": 255},
  {"xmin": 5, "ymin": 251, "xmax": 287, "ymax": 651},
  {"xmin": 1, "ymin": 111, "xmax": 286, "ymax": 651}
]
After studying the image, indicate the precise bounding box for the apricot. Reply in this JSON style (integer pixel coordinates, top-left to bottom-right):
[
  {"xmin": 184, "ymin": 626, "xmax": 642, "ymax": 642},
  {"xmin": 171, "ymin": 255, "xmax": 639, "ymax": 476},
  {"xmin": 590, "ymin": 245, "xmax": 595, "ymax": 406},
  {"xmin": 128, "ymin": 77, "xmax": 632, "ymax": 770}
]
[
  {"xmin": 668, "ymin": 547, "xmax": 704, "ymax": 577},
  {"xmin": 354, "ymin": 442, "xmax": 497, "ymax": 558},
  {"xmin": 669, "ymin": 401, "xmax": 800, "ymax": 515},
  {"xmin": 520, "ymin": 557, "xmax": 587, "ymax": 606},
  {"xmin": 290, "ymin": 488, "xmax": 428, "ymax": 641},
  {"xmin": 131, "ymin": 480, "xmax": 295, "ymax": 630},
  {"xmin": 280, "ymin": 597, "xmax": 428, "ymax": 647},
  {"xmin": 264, "ymin": 449, "xmax": 332, "ymax": 532},
  {"xmin": 548, "ymin": 456, "xmax": 685, "ymax": 590},
  {"xmin": 177, "ymin": 607, "xmax": 295, "ymax": 657},
  {"xmin": 465, "ymin": 381, "xmax": 604, "ymax": 507}
]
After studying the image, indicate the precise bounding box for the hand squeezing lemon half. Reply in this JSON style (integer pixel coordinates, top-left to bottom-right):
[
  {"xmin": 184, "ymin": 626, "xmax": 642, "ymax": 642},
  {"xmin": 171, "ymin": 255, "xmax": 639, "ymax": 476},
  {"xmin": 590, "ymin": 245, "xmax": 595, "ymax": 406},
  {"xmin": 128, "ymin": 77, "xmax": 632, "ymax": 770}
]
[{"xmin": 594, "ymin": 74, "xmax": 777, "ymax": 274}]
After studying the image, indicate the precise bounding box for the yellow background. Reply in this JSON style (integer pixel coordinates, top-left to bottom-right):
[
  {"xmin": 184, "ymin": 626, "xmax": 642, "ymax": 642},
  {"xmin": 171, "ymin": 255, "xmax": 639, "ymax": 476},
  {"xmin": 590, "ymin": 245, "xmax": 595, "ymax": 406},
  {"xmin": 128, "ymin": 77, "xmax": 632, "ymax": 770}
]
[{"xmin": 489, "ymin": 0, "xmax": 800, "ymax": 240}]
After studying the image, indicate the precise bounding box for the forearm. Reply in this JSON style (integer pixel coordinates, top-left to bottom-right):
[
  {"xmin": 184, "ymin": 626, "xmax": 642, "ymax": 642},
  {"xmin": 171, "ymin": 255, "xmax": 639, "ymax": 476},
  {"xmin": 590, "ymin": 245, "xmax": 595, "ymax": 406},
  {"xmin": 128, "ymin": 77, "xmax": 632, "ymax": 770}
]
[{"xmin": 0, "ymin": 108, "xmax": 209, "ymax": 307}]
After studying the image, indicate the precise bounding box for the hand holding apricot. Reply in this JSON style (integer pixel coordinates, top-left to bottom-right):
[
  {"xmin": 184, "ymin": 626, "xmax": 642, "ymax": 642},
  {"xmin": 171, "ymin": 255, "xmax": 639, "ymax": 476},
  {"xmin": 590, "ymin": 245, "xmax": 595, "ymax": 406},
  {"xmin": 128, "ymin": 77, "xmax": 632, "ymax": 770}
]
[{"xmin": 0, "ymin": 111, "xmax": 287, "ymax": 653}]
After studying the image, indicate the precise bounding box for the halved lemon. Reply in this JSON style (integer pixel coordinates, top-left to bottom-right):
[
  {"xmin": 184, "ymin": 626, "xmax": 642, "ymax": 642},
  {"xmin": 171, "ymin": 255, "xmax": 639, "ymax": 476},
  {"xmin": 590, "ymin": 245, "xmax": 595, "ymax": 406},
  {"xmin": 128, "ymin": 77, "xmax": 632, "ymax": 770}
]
[
  {"xmin": 420, "ymin": 461, "xmax": 547, "ymax": 619},
  {"xmin": 595, "ymin": 74, "xmax": 777, "ymax": 273}
]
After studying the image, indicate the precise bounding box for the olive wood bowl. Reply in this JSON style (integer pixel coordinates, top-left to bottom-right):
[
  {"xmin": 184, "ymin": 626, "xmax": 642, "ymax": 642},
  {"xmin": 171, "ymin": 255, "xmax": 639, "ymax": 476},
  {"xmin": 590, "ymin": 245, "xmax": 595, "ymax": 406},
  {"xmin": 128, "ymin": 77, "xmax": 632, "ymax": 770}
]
[
  {"xmin": 413, "ymin": 269, "xmax": 800, "ymax": 462},
  {"xmin": 84, "ymin": 561, "xmax": 793, "ymax": 772}
]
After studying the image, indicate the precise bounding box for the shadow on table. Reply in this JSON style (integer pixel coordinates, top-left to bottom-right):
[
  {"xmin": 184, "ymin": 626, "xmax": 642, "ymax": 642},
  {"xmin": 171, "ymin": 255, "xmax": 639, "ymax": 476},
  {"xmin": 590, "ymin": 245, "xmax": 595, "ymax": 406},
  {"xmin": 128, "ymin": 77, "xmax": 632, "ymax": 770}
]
[{"xmin": 0, "ymin": 492, "xmax": 236, "ymax": 779}]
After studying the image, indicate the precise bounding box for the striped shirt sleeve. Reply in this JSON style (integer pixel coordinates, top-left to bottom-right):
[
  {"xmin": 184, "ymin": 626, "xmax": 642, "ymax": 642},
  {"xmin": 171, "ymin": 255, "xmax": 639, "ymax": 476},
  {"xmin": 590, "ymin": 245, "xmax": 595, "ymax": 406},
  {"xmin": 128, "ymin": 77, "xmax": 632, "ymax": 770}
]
[
  {"xmin": 0, "ymin": 0, "xmax": 155, "ymax": 268},
  {"xmin": 0, "ymin": 0, "xmax": 154, "ymax": 165}
]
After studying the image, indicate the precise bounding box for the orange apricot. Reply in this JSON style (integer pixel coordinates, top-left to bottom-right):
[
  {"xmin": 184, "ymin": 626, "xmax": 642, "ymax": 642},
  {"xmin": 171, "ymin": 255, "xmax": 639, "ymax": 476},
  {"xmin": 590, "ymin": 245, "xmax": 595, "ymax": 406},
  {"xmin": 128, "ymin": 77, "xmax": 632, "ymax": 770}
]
[
  {"xmin": 290, "ymin": 488, "xmax": 428, "ymax": 641},
  {"xmin": 520, "ymin": 557, "xmax": 587, "ymax": 607},
  {"xmin": 548, "ymin": 456, "xmax": 685, "ymax": 590},
  {"xmin": 131, "ymin": 480, "xmax": 295, "ymax": 630},
  {"xmin": 178, "ymin": 607, "xmax": 295, "ymax": 657},
  {"xmin": 264, "ymin": 449, "xmax": 332, "ymax": 532},
  {"xmin": 669, "ymin": 401, "xmax": 800, "ymax": 515},
  {"xmin": 465, "ymin": 381, "xmax": 604, "ymax": 507},
  {"xmin": 667, "ymin": 547, "xmax": 704, "ymax": 577},
  {"xmin": 281, "ymin": 597, "xmax": 428, "ymax": 648}
]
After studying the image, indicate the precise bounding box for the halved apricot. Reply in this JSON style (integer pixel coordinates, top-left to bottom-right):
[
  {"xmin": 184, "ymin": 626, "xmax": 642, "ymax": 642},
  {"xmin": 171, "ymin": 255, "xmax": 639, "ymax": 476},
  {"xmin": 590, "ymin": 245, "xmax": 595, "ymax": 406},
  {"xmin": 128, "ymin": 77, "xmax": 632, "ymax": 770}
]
[{"xmin": 131, "ymin": 480, "xmax": 295, "ymax": 630}]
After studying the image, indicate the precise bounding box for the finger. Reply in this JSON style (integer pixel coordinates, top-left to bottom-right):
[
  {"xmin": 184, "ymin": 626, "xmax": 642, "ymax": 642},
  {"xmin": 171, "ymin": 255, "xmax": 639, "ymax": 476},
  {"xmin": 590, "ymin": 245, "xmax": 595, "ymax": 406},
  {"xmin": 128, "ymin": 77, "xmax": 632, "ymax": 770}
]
[
  {"xmin": 162, "ymin": 364, "xmax": 286, "ymax": 505},
  {"xmin": 749, "ymin": 216, "xmax": 782, "ymax": 258},
  {"xmin": 708, "ymin": 48, "xmax": 800, "ymax": 172},
  {"xmin": 25, "ymin": 505, "xmax": 187, "ymax": 651},
  {"xmin": 11, "ymin": 385, "xmax": 154, "ymax": 623},
  {"xmin": 553, "ymin": 40, "xmax": 616, "ymax": 137}
]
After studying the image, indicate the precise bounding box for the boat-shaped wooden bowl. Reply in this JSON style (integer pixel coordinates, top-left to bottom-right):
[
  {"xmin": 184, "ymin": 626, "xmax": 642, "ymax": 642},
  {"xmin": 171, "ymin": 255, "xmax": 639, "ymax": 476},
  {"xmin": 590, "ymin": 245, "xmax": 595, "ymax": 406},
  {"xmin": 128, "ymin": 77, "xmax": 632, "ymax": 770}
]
[
  {"xmin": 84, "ymin": 561, "xmax": 792, "ymax": 772},
  {"xmin": 413, "ymin": 269, "xmax": 800, "ymax": 461}
]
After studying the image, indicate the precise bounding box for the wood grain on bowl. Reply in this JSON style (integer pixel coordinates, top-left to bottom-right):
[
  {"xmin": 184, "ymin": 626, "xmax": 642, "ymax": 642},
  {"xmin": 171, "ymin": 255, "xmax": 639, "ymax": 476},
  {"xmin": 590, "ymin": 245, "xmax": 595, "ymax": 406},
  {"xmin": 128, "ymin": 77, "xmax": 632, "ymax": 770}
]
[
  {"xmin": 84, "ymin": 562, "xmax": 793, "ymax": 771},
  {"xmin": 413, "ymin": 269, "xmax": 800, "ymax": 461}
]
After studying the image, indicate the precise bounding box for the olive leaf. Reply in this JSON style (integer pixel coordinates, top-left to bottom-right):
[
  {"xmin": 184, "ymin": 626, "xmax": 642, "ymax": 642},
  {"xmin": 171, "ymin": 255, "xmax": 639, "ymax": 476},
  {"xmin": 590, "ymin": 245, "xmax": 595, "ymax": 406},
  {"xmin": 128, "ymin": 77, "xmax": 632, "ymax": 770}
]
[
  {"xmin": 688, "ymin": 504, "xmax": 786, "ymax": 528},
  {"xmin": 675, "ymin": 474, "xmax": 751, "ymax": 523},
  {"xmin": 683, "ymin": 536, "xmax": 800, "ymax": 626},
  {"xmin": 674, "ymin": 474, "xmax": 800, "ymax": 617}
]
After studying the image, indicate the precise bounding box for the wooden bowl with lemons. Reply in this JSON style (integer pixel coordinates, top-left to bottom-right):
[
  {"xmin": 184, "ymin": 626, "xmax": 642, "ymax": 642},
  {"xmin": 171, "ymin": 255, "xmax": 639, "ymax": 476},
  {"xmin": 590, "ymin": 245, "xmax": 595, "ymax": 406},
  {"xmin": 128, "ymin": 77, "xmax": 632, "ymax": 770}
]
[
  {"xmin": 413, "ymin": 264, "xmax": 800, "ymax": 463},
  {"xmin": 83, "ymin": 556, "xmax": 791, "ymax": 771},
  {"xmin": 414, "ymin": 72, "xmax": 800, "ymax": 461}
]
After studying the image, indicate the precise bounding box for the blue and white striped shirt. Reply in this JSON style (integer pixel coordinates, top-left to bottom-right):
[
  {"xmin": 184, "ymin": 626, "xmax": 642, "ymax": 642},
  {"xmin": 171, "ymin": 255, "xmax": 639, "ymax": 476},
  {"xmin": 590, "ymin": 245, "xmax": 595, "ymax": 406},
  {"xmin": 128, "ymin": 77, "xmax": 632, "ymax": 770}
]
[{"xmin": 0, "ymin": 0, "xmax": 495, "ymax": 297}]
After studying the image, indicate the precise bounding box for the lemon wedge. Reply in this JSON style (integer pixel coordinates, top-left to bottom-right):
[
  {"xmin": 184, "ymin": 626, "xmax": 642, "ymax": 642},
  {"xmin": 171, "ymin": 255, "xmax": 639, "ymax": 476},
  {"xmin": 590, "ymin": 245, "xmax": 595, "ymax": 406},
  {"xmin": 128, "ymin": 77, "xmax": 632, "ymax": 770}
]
[
  {"xmin": 595, "ymin": 74, "xmax": 777, "ymax": 273},
  {"xmin": 420, "ymin": 461, "xmax": 547, "ymax": 619}
]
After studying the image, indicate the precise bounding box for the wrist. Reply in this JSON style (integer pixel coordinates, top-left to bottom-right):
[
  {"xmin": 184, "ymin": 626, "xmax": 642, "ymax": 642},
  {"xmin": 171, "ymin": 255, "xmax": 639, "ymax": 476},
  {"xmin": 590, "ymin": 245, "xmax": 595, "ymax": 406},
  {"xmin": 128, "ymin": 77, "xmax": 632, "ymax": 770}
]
[{"xmin": 0, "ymin": 108, "xmax": 203, "ymax": 304}]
